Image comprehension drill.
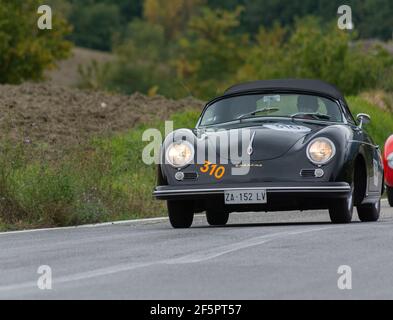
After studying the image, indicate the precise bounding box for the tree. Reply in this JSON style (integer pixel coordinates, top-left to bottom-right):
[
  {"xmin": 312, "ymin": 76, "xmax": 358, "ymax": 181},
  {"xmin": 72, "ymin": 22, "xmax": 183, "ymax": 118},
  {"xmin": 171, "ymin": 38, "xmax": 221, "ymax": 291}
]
[
  {"xmin": 68, "ymin": 2, "xmax": 121, "ymax": 51},
  {"xmin": 79, "ymin": 19, "xmax": 181, "ymax": 97},
  {"xmin": 102, "ymin": 0, "xmax": 143, "ymax": 23},
  {"xmin": 209, "ymin": 0, "xmax": 393, "ymax": 41},
  {"xmin": 176, "ymin": 7, "xmax": 249, "ymax": 99},
  {"xmin": 0, "ymin": 0, "xmax": 72, "ymax": 84},
  {"xmin": 236, "ymin": 24, "xmax": 287, "ymax": 81},
  {"xmin": 237, "ymin": 17, "xmax": 393, "ymax": 95},
  {"xmin": 144, "ymin": 0, "xmax": 205, "ymax": 39},
  {"xmin": 356, "ymin": 0, "xmax": 393, "ymax": 40},
  {"xmin": 55, "ymin": 0, "xmax": 144, "ymax": 50}
]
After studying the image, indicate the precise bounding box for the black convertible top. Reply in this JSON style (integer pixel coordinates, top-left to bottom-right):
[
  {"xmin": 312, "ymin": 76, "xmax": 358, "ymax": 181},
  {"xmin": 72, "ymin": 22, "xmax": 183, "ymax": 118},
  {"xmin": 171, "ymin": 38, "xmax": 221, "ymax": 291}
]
[{"xmin": 224, "ymin": 79, "xmax": 344, "ymax": 101}]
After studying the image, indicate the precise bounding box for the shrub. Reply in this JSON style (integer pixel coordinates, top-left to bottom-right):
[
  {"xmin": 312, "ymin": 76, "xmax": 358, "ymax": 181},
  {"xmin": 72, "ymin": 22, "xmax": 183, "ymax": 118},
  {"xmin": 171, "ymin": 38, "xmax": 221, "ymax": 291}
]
[
  {"xmin": 347, "ymin": 96, "xmax": 393, "ymax": 148},
  {"xmin": 0, "ymin": 109, "xmax": 200, "ymax": 230},
  {"xmin": 79, "ymin": 8, "xmax": 393, "ymax": 100},
  {"xmin": 78, "ymin": 19, "xmax": 185, "ymax": 97},
  {"xmin": 68, "ymin": 2, "xmax": 121, "ymax": 51},
  {"xmin": 237, "ymin": 17, "xmax": 393, "ymax": 96},
  {"xmin": 0, "ymin": 0, "xmax": 72, "ymax": 84}
]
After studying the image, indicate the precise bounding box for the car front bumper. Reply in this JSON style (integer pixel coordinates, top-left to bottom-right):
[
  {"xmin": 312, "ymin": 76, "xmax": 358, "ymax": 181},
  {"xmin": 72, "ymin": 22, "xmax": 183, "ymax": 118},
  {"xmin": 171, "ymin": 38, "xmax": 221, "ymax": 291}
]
[{"xmin": 153, "ymin": 182, "xmax": 351, "ymax": 200}]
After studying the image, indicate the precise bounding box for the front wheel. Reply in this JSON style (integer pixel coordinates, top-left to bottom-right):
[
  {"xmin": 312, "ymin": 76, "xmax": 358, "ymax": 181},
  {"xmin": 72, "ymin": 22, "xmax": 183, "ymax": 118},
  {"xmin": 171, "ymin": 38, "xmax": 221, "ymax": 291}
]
[
  {"xmin": 206, "ymin": 210, "xmax": 229, "ymax": 226},
  {"xmin": 167, "ymin": 200, "xmax": 194, "ymax": 229},
  {"xmin": 357, "ymin": 200, "xmax": 381, "ymax": 222},
  {"xmin": 387, "ymin": 186, "xmax": 393, "ymax": 207},
  {"xmin": 329, "ymin": 190, "xmax": 354, "ymax": 224}
]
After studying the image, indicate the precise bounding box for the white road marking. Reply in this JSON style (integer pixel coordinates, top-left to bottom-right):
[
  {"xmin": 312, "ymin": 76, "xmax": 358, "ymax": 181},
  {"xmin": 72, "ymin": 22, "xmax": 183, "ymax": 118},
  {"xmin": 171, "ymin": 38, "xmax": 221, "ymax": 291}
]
[
  {"xmin": 0, "ymin": 216, "xmax": 170, "ymax": 236},
  {"xmin": 0, "ymin": 226, "xmax": 337, "ymax": 293},
  {"xmin": 166, "ymin": 226, "xmax": 334, "ymax": 264}
]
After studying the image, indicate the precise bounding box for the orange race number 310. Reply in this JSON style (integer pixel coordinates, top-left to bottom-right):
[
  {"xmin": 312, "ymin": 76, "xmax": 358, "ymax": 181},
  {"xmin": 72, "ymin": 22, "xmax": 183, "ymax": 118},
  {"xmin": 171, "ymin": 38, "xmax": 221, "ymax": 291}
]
[{"xmin": 200, "ymin": 161, "xmax": 226, "ymax": 180}]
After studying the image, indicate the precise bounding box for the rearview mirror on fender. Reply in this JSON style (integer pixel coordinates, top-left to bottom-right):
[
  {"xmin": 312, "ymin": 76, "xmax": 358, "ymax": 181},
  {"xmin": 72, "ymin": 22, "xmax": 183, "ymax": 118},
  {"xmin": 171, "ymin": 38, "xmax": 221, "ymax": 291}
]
[{"xmin": 356, "ymin": 113, "xmax": 371, "ymax": 128}]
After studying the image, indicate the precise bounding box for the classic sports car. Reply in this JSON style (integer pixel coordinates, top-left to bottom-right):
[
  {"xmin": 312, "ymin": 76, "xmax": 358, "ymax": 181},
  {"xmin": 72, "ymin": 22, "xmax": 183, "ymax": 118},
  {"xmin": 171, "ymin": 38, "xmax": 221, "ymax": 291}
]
[
  {"xmin": 153, "ymin": 79, "xmax": 384, "ymax": 228},
  {"xmin": 383, "ymin": 135, "xmax": 393, "ymax": 206}
]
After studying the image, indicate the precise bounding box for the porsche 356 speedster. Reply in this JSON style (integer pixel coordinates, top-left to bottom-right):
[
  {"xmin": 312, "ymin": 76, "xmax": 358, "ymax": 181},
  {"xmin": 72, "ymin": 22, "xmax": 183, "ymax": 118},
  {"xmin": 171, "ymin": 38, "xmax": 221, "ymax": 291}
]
[{"xmin": 153, "ymin": 79, "xmax": 384, "ymax": 228}]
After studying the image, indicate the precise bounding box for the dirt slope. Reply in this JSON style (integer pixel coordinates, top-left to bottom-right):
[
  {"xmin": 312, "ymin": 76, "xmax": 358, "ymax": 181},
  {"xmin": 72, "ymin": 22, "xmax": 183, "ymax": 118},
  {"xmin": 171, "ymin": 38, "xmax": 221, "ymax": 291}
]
[
  {"xmin": 0, "ymin": 83, "xmax": 202, "ymax": 150},
  {"xmin": 45, "ymin": 47, "xmax": 113, "ymax": 87}
]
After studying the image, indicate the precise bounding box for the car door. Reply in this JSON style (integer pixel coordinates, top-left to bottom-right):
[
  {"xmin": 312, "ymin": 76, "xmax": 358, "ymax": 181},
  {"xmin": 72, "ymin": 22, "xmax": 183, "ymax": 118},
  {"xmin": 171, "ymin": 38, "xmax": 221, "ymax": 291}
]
[
  {"xmin": 343, "ymin": 103, "xmax": 382, "ymax": 195},
  {"xmin": 360, "ymin": 130, "xmax": 383, "ymax": 194}
]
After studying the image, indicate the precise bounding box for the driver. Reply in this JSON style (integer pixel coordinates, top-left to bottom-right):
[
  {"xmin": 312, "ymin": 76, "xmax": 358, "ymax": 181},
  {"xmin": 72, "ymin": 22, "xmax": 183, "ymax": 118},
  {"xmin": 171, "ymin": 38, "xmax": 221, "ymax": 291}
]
[{"xmin": 297, "ymin": 95, "xmax": 320, "ymax": 114}]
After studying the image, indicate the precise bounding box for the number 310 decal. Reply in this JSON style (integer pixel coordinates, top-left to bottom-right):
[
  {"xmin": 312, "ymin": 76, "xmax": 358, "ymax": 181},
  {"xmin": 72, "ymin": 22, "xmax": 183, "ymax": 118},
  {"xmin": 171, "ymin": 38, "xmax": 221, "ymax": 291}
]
[{"xmin": 200, "ymin": 161, "xmax": 226, "ymax": 180}]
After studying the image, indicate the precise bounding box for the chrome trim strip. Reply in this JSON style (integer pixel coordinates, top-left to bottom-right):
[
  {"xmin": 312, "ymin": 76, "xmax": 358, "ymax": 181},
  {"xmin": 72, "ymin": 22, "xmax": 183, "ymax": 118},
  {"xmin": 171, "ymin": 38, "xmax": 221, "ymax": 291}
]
[
  {"xmin": 348, "ymin": 140, "xmax": 378, "ymax": 148},
  {"xmin": 153, "ymin": 185, "xmax": 351, "ymax": 196}
]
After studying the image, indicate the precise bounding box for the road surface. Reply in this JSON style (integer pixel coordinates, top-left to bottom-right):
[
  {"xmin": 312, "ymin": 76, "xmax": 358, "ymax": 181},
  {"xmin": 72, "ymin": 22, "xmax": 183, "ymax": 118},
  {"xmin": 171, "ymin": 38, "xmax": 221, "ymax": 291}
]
[{"xmin": 1, "ymin": 201, "xmax": 393, "ymax": 299}]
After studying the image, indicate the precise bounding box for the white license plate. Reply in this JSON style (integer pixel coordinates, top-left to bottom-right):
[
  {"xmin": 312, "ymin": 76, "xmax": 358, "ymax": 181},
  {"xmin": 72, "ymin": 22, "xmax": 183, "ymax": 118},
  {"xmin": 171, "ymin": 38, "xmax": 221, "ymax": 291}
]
[{"xmin": 224, "ymin": 189, "xmax": 267, "ymax": 204}]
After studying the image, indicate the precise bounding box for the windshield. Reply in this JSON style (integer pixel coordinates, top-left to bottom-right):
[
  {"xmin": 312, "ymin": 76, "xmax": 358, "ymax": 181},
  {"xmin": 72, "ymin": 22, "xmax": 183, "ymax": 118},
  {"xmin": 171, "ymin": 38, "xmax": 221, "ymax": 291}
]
[{"xmin": 199, "ymin": 93, "xmax": 343, "ymax": 127}]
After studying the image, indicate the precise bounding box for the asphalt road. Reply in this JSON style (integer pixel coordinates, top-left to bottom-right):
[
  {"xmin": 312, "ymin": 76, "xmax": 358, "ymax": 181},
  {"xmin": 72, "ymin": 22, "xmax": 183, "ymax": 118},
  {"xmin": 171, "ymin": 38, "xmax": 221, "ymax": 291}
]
[{"xmin": 1, "ymin": 201, "xmax": 393, "ymax": 300}]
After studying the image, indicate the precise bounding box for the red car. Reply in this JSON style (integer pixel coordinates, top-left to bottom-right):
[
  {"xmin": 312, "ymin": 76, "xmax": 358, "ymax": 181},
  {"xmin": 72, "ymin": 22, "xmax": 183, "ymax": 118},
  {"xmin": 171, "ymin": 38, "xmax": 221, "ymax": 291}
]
[{"xmin": 384, "ymin": 135, "xmax": 393, "ymax": 206}]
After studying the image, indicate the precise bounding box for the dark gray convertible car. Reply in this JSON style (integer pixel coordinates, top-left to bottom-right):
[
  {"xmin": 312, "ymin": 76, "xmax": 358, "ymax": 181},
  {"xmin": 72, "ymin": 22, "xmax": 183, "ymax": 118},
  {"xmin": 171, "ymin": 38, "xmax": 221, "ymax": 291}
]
[{"xmin": 154, "ymin": 79, "xmax": 384, "ymax": 228}]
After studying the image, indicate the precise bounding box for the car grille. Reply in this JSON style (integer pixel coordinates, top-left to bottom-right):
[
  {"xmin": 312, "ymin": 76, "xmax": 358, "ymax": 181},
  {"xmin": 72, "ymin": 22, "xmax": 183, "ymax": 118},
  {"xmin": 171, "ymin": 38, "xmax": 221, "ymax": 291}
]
[
  {"xmin": 300, "ymin": 169, "xmax": 318, "ymax": 178},
  {"xmin": 183, "ymin": 172, "xmax": 198, "ymax": 180}
]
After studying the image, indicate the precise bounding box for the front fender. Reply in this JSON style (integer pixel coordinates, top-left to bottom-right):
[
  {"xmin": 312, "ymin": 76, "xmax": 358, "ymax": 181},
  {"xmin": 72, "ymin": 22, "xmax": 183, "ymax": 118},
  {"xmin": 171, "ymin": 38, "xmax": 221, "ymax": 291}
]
[
  {"xmin": 160, "ymin": 128, "xmax": 199, "ymax": 184},
  {"xmin": 289, "ymin": 124, "xmax": 355, "ymax": 183}
]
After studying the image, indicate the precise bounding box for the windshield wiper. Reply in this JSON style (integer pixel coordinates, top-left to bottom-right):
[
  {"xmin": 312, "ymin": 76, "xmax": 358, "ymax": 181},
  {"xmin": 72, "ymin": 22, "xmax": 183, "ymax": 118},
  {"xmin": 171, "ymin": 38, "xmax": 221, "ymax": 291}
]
[
  {"xmin": 237, "ymin": 108, "xmax": 279, "ymax": 121},
  {"xmin": 291, "ymin": 112, "xmax": 331, "ymax": 121}
]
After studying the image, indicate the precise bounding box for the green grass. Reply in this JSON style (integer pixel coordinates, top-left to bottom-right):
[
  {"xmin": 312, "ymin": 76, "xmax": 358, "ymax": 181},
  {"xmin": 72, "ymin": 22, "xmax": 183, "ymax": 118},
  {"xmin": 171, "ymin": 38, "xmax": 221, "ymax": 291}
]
[
  {"xmin": 0, "ymin": 109, "xmax": 200, "ymax": 231},
  {"xmin": 0, "ymin": 97, "xmax": 392, "ymax": 231},
  {"xmin": 347, "ymin": 96, "xmax": 393, "ymax": 148}
]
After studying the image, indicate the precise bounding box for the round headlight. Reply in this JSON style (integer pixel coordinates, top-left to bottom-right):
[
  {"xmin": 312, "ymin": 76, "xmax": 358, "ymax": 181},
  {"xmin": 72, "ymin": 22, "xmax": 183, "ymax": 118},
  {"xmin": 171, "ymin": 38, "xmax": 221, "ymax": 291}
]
[
  {"xmin": 307, "ymin": 138, "xmax": 336, "ymax": 165},
  {"xmin": 165, "ymin": 141, "xmax": 194, "ymax": 168}
]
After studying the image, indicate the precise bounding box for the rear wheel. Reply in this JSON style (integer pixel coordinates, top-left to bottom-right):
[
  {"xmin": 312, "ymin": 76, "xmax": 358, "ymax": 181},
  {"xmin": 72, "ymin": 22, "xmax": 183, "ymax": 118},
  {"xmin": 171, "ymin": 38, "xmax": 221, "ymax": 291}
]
[
  {"xmin": 329, "ymin": 188, "xmax": 354, "ymax": 224},
  {"xmin": 387, "ymin": 186, "xmax": 393, "ymax": 207},
  {"xmin": 357, "ymin": 200, "xmax": 381, "ymax": 222},
  {"xmin": 206, "ymin": 210, "xmax": 229, "ymax": 226},
  {"xmin": 167, "ymin": 200, "xmax": 194, "ymax": 229}
]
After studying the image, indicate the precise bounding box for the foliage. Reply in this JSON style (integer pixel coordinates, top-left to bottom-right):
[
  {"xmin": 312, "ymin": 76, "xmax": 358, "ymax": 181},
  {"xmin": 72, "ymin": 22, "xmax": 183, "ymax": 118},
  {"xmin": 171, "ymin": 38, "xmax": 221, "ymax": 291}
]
[
  {"xmin": 144, "ymin": 0, "xmax": 205, "ymax": 39},
  {"xmin": 78, "ymin": 19, "xmax": 183, "ymax": 96},
  {"xmin": 0, "ymin": 0, "xmax": 72, "ymax": 84},
  {"xmin": 78, "ymin": 60, "xmax": 111, "ymax": 91},
  {"xmin": 236, "ymin": 17, "xmax": 393, "ymax": 96},
  {"xmin": 347, "ymin": 96, "xmax": 393, "ymax": 148},
  {"xmin": 0, "ymin": 109, "xmax": 200, "ymax": 231},
  {"xmin": 67, "ymin": 2, "xmax": 121, "ymax": 51},
  {"xmin": 61, "ymin": 0, "xmax": 393, "ymax": 51},
  {"xmin": 79, "ymin": 5, "xmax": 393, "ymax": 100},
  {"xmin": 176, "ymin": 6, "xmax": 249, "ymax": 99},
  {"xmin": 58, "ymin": 0, "xmax": 143, "ymax": 50},
  {"xmin": 222, "ymin": 0, "xmax": 393, "ymax": 41}
]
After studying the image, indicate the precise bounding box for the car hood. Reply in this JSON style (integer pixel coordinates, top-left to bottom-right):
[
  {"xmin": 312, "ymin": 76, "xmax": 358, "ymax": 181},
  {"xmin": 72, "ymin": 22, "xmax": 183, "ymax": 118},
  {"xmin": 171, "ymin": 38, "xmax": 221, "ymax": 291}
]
[{"xmin": 203, "ymin": 122, "xmax": 318, "ymax": 161}]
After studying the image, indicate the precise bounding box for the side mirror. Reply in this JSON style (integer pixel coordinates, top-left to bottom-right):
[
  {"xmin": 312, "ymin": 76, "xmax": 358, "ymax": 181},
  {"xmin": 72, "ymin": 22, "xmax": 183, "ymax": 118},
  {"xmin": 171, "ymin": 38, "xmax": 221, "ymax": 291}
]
[{"xmin": 356, "ymin": 113, "xmax": 371, "ymax": 128}]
